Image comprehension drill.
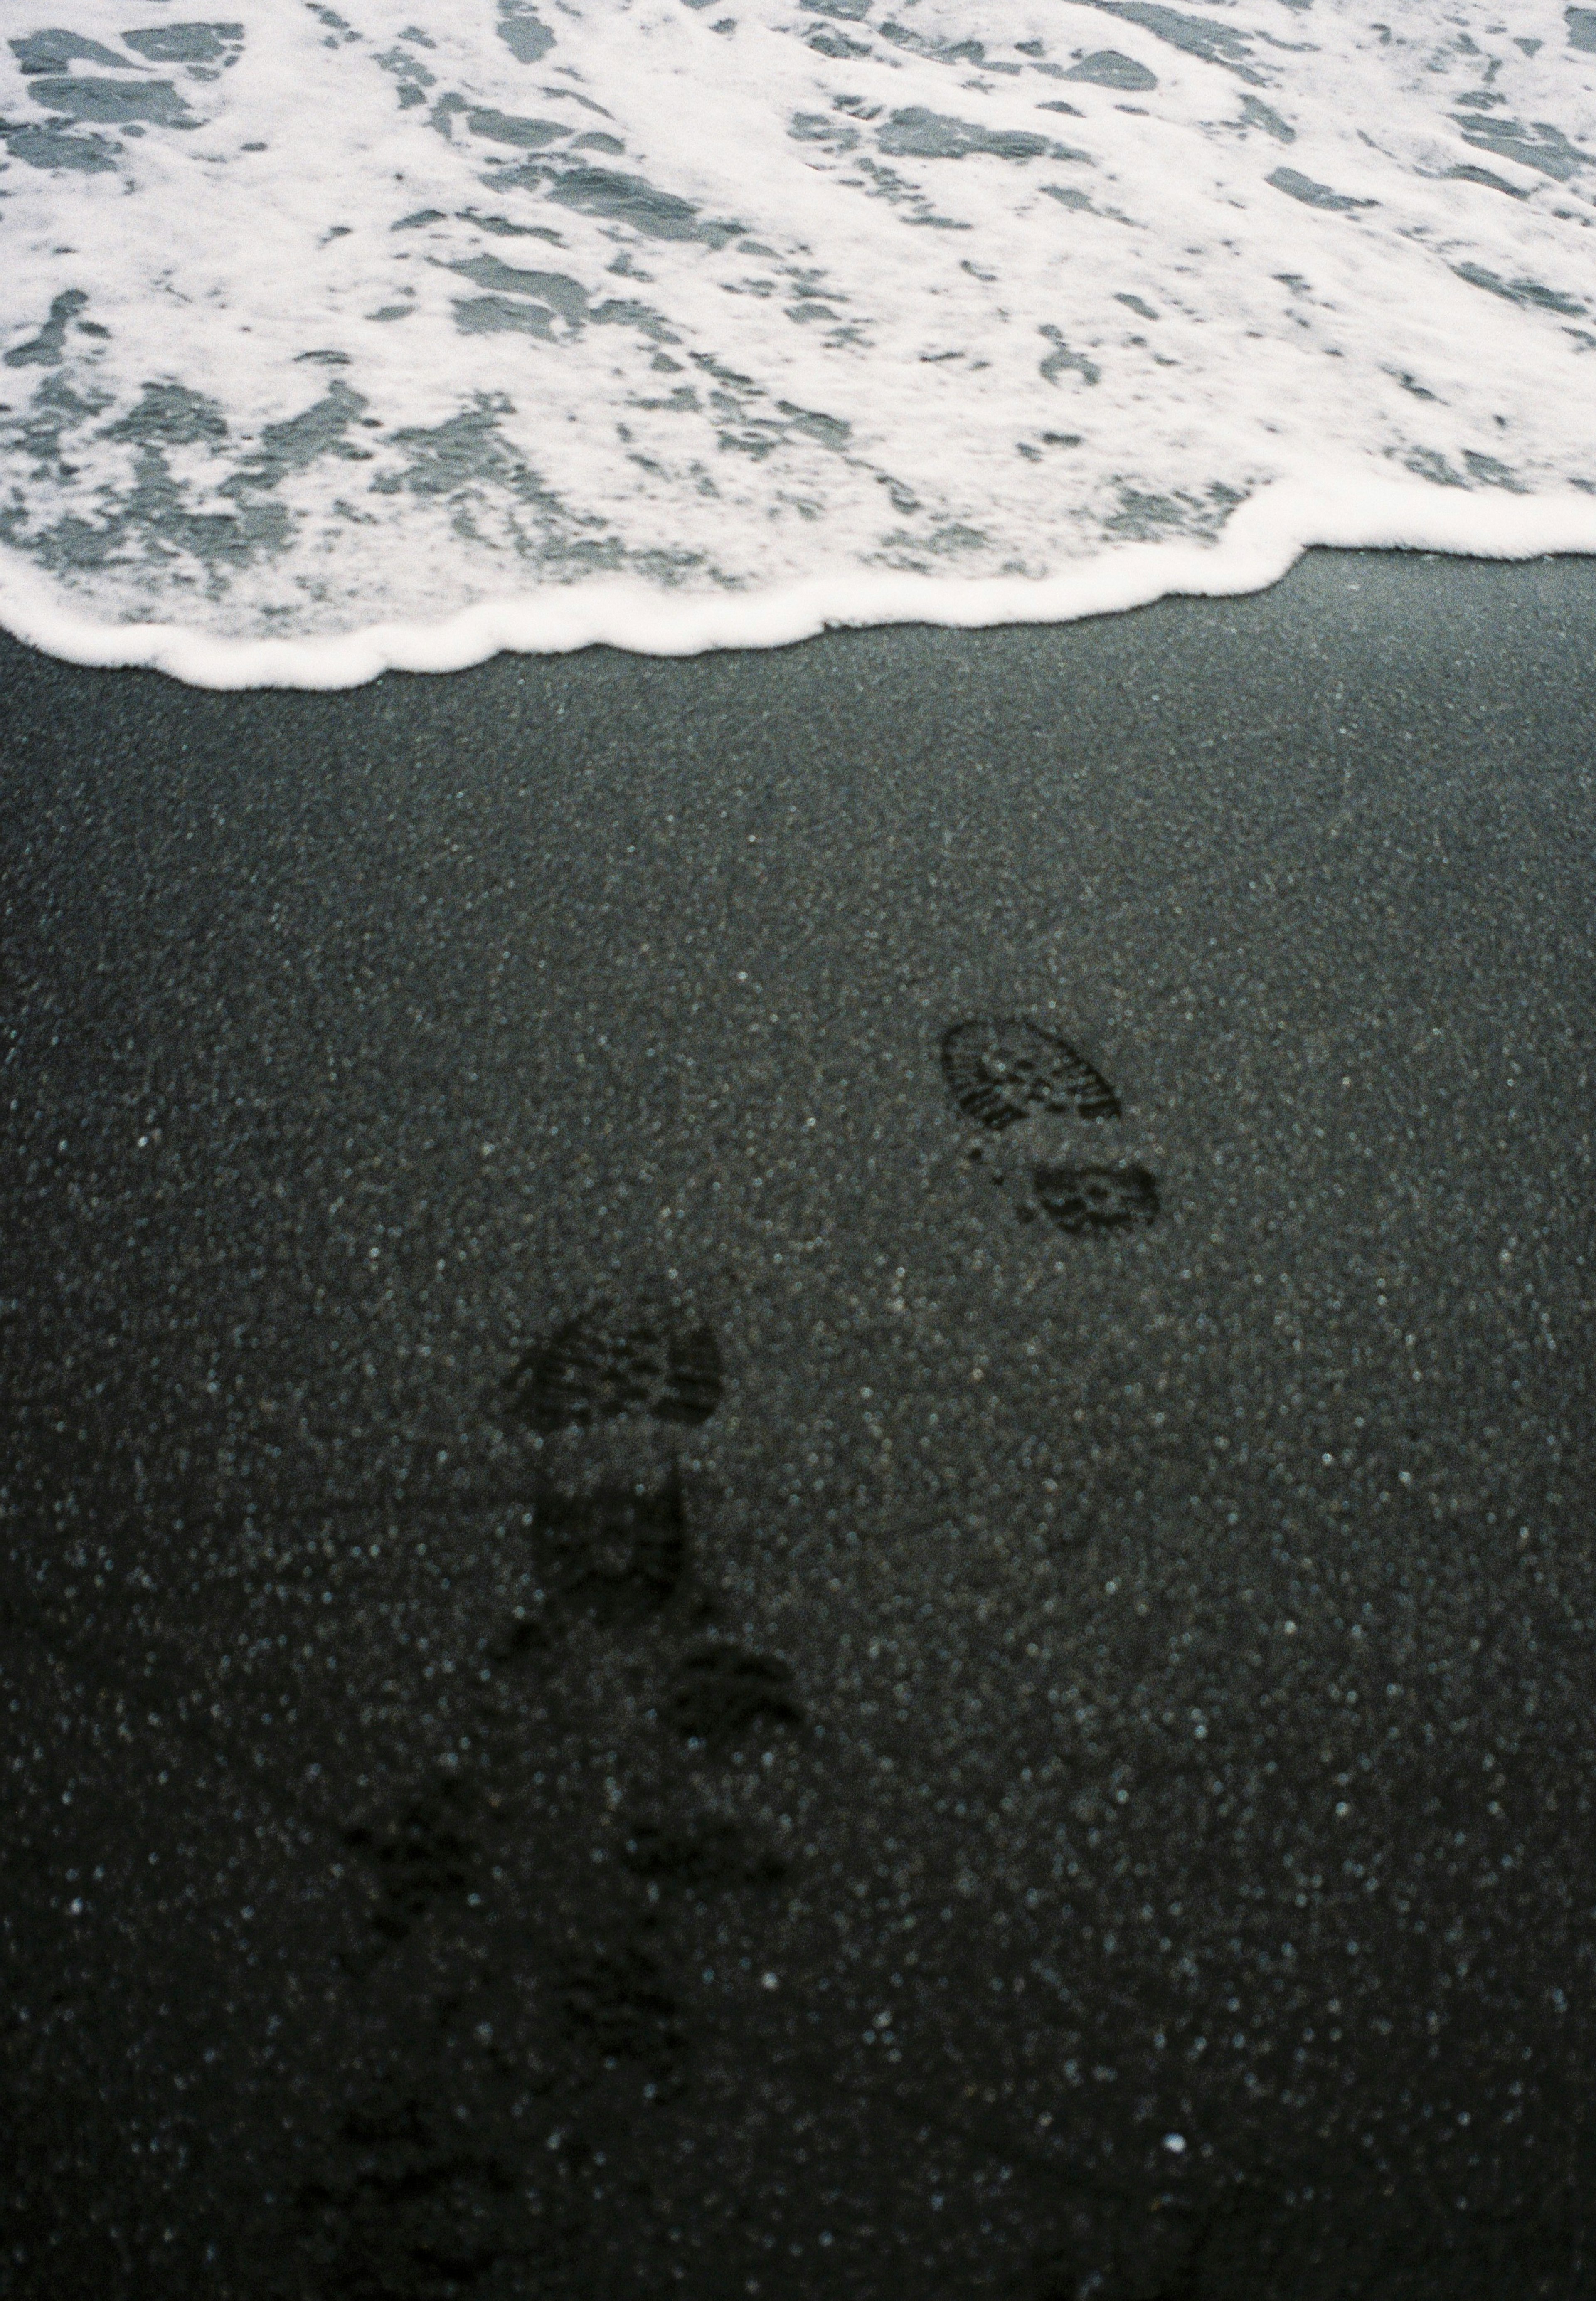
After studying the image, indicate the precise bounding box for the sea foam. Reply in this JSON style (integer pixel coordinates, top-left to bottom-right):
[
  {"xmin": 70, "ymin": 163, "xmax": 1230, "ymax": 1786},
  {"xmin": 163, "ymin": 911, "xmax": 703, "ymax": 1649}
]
[{"xmin": 2, "ymin": 0, "xmax": 1595, "ymax": 687}]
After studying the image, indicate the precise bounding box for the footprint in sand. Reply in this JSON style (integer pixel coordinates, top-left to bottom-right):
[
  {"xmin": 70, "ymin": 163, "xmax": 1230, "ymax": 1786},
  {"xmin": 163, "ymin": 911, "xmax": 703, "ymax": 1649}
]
[
  {"xmin": 942, "ymin": 1015, "xmax": 1121, "ymax": 1129},
  {"xmin": 498, "ymin": 1294, "xmax": 719, "ymax": 1638},
  {"xmin": 940, "ymin": 1014, "xmax": 1161, "ymax": 1235},
  {"xmin": 293, "ymin": 2098, "xmax": 526, "ymax": 2298},
  {"xmin": 1033, "ymin": 1160, "xmax": 1160, "ymax": 1235},
  {"xmin": 500, "ymin": 1297, "xmax": 807, "ymax": 1754},
  {"xmin": 532, "ymin": 1471, "xmax": 691, "ymax": 1628},
  {"xmin": 667, "ymin": 1644, "xmax": 806, "ymax": 1746},
  {"xmin": 557, "ymin": 1942, "xmax": 686, "ymax": 2075},
  {"xmin": 341, "ymin": 1776, "xmax": 493, "ymax": 1953},
  {"xmin": 622, "ymin": 1813, "xmax": 788, "ymax": 1891},
  {"xmin": 506, "ymin": 1301, "xmax": 723, "ymax": 1433},
  {"xmin": 335, "ymin": 1291, "xmax": 808, "ymax": 2147}
]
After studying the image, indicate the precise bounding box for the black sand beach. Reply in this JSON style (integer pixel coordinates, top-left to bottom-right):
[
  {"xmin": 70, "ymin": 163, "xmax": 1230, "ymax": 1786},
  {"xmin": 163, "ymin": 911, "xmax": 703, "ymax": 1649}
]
[{"xmin": 3, "ymin": 550, "xmax": 1594, "ymax": 2299}]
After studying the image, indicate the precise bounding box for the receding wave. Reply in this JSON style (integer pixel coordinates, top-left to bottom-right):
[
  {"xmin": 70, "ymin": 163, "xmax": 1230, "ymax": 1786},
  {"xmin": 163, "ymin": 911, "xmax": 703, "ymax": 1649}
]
[{"xmin": 2, "ymin": 0, "xmax": 1594, "ymax": 686}]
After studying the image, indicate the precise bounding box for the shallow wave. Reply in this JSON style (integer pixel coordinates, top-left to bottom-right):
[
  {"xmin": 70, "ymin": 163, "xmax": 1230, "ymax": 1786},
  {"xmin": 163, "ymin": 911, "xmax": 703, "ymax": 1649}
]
[{"xmin": 2, "ymin": 0, "xmax": 1595, "ymax": 684}]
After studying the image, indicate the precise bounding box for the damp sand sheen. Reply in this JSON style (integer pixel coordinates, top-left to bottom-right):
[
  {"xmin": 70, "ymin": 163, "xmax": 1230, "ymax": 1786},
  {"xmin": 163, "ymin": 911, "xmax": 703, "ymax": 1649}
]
[{"xmin": 3, "ymin": 0, "xmax": 1596, "ymax": 684}]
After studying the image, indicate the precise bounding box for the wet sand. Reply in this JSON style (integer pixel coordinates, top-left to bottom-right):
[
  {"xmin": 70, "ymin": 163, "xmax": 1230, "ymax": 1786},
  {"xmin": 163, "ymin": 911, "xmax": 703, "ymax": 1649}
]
[{"xmin": 2, "ymin": 549, "xmax": 1594, "ymax": 2299}]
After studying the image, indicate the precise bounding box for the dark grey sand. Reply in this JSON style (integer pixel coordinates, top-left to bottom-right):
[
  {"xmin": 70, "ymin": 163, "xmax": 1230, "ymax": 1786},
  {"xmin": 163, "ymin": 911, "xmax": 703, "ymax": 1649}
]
[{"xmin": 2, "ymin": 551, "xmax": 1594, "ymax": 2299}]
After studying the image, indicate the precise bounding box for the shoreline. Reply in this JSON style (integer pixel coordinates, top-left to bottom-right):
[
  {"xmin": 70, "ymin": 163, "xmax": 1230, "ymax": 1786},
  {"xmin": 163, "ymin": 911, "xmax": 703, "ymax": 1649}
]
[{"xmin": 2, "ymin": 475, "xmax": 1596, "ymax": 689}]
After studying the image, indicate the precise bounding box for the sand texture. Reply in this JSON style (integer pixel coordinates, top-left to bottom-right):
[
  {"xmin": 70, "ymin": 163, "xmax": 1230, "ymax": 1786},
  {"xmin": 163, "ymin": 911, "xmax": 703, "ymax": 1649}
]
[{"xmin": 2, "ymin": 551, "xmax": 1594, "ymax": 2297}]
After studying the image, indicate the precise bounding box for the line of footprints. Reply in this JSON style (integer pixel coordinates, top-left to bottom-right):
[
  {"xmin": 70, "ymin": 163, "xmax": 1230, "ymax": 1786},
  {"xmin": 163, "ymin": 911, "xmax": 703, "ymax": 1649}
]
[
  {"xmin": 306, "ymin": 1017, "xmax": 1163, "ymax": 2281},
  {"xmin": 339, "ymin": 1295, "xmax": 802, "ymax": 2031},
  {"xmin": 339, "ymin": 1016, "xmax": 1155, "ymax": 2037}
]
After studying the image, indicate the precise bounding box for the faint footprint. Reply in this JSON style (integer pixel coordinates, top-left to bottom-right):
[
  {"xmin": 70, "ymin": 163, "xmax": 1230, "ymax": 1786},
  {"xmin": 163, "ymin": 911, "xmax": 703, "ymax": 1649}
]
[
  {"xmin": 667, "ymin": 1645, "xmax": 805, "ymax": 1745},
  {"xmin": 535, "ymin": 1470, "xmax": 690, "ymax": 1626},
  {"xmin": 558, "ymin": 1943, "xmax": 685, "ymax": 2073},
  {"xmin": 507, "ymin": 1302, "xmax": 722, "ymax": 1433},
  {"xmin": 342, "ymin": 1776, "xmax": 488, "ymax": 1950},
  {"xmin": 294, "ymin": 2097, "xmax": 524, "ymax": 2300},
  {"xmin": 622, "ymin": 1813, "xmax": 788, "ymax": 1892}
]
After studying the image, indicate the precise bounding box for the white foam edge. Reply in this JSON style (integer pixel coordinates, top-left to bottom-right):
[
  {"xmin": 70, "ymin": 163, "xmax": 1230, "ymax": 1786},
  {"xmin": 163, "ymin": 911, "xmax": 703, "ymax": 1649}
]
[{"xmin": 2, "ymin": 472, "xmax": 1595, "ymax": 692}]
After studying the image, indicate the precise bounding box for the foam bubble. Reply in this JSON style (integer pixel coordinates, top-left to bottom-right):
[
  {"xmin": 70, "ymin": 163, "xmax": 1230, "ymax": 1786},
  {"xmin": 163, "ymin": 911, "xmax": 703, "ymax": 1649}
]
[{"xmin": 2, "ymin": 0, "xmax": 1594, "ymax": 686}]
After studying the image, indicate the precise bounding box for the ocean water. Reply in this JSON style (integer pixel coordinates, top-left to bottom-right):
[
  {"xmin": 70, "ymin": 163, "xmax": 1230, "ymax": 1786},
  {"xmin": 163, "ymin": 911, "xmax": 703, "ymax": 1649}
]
[{"xmin": 2, "ymin": 0, "xmax": 1596, "ymax": 684}]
